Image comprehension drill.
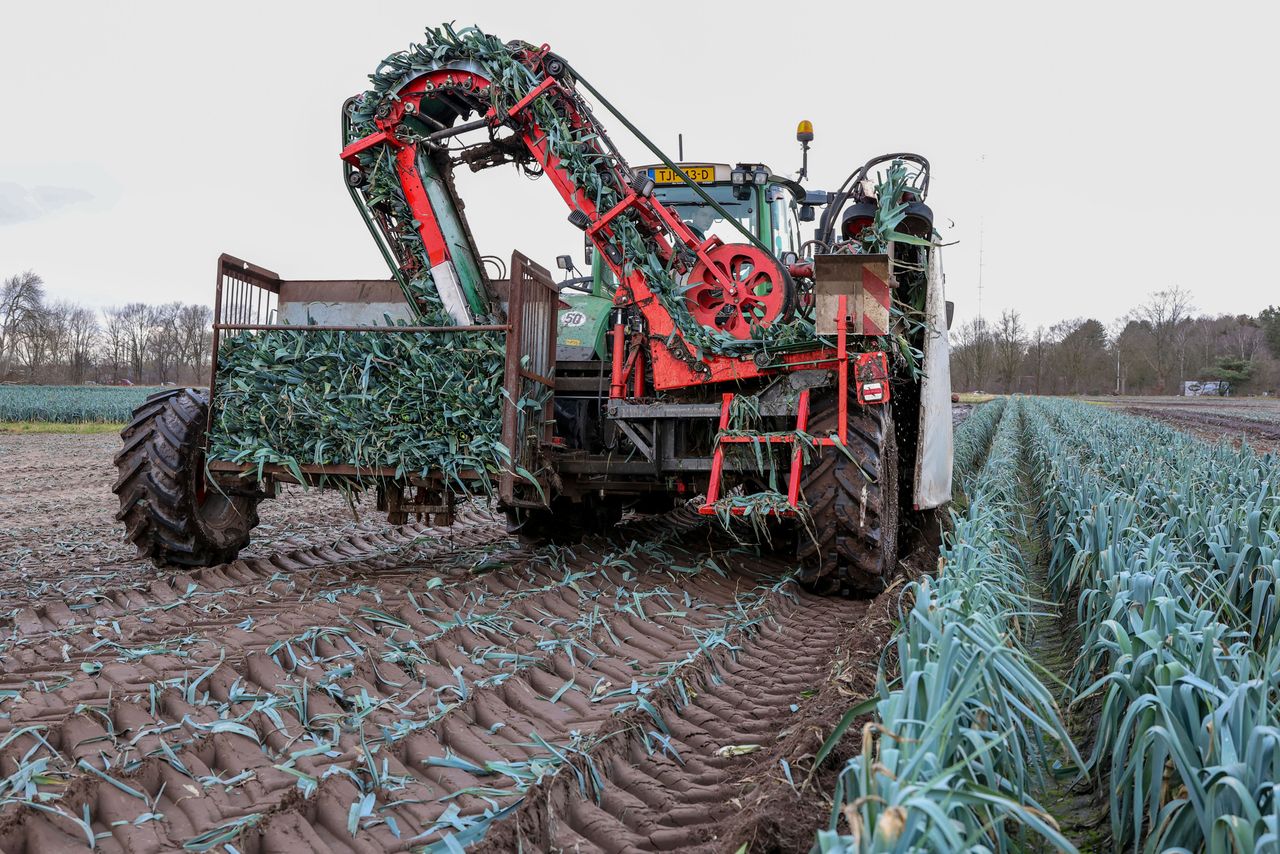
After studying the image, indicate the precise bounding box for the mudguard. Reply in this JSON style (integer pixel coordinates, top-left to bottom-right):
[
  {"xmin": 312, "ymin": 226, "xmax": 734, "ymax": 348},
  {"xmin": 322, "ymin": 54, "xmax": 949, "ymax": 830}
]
[{"xmin": 913, "ymin": 246, "xmax": 954, "ymax": 509}]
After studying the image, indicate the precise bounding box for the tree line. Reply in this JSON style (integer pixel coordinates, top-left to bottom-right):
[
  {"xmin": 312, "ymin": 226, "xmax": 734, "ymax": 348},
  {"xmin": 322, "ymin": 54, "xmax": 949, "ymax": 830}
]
[
  {"xmin": 0, "ymin": 271, "xmax": 212, "ymax": 385},
  {"xmin": 7, "ymin": 269, "xmax": 1280, "ymax": 396},
  {"xmin": 952, "ymin": 286, "xmax": 1280, "ymax": 396}
]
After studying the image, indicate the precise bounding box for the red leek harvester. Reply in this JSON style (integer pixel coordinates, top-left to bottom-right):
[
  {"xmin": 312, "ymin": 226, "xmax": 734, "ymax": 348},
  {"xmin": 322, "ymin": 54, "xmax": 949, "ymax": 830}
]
[{"xmin": 112, "ymin": 34, "xmax": 954, "ymax": 593}]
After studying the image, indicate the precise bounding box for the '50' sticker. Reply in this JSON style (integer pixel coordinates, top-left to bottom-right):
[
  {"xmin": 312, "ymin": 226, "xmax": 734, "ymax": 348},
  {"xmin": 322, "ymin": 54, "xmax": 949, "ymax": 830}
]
[{"xmin": 561, "ymin": 310, "xmax": 588, "ymax": 327}]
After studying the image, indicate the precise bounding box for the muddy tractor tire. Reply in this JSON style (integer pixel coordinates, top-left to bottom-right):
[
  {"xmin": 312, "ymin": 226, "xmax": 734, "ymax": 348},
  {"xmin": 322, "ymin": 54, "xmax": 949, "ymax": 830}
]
[
  {"xmin": 113, "ymin": 388, "xmax": 260, "ymax": 568},
  {"xmin": 797, "ymin": 389, "xmax": 899, "ymax": 595}
]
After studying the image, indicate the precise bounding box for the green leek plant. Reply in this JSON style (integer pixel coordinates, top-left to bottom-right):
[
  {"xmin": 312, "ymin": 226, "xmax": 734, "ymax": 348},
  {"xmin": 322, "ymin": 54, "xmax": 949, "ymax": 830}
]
[
  {"xmin": 1025, "ymin": 397, "xmax": 1280, "ymax": 852},
  {"xmin": 819, "ymin": 398, "xmax": 1080, "ymax": 853}
]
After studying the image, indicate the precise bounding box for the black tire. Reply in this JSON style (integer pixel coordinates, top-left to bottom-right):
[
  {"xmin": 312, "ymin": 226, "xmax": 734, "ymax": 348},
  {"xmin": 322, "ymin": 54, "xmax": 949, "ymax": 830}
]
[
  {"xmin": 112, "ymin": 388, "xmax": 260, "ymax": 568},
  {"xmin": 796, "ymin": 389, "xmax": 899, "ymax": 594}
]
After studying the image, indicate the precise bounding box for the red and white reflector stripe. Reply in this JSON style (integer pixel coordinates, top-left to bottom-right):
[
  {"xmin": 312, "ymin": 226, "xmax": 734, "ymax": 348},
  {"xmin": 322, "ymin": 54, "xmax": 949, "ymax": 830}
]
[
  {"xmin": 859, "ymin": 265, "xmax": 891, "ymax": 335},
  {"xmin": 860, "ymin": 381, "xmax": 885, "ymax": 402},
  {"xmin": 855, "ymin": 351, "xmax": 891, "ymax": 405}
]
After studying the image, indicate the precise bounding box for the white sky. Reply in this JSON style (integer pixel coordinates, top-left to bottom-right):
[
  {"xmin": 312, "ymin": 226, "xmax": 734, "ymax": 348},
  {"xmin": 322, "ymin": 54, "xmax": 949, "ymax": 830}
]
[{"xmin": 1, "ymin": 0, "xmax": 1276, "ymax": 330}]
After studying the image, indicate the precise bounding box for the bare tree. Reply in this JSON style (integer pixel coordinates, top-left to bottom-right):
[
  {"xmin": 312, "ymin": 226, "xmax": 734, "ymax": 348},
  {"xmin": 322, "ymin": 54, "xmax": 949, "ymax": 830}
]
[
  {"xmin": 992, "ymin": 309, "xmax": 1026, "ymax": 392},
  {"xmin": 1027, "ymin": 325, "xmax": 1051, "ymax": 395},
  {"xmin": 101, "ymin": 306, "xmax": 129, "ymax": 382},
  {"xmin": 177, "ymin": 303, "xmax": 213, "ymax": 382},
  {"xmin": 42, "ymin": 301, "xmax": 78, "ymax": 382},
  {"xmin": 1134, "ymin": 286, "xmax": 1194, "ymax": 393},
  {"xmin": 1047, "ymin": 318, "xmax": 1109, "ymax": 394},
  {"xmin": 953, "ymin": 318, "xmax": 994, "ymax": 391},
  {"xmin": 151, "ymin": 303, "xmax": 193, "ymax": 384},
  {"xmin": 66, "ymin": 305, "xmax": 99, "ymax": 383},
  {"xmin": 118, "ymin": 303, "xmax": 154, "ymax": 383},
  {"xmin": 1223, "ymin": 315, "xmax": 1263, "ymax": 362},
  {"xmin": 14, "ymin": 305, "xmax": 53, "ymax": 382},
  {"xmin": 0, "ymin": 271, "xmax": 45, "ymax": 378},
  {"xmin": 1107, "ymin": 317, "xmax": 1131, "ymax": 395}
]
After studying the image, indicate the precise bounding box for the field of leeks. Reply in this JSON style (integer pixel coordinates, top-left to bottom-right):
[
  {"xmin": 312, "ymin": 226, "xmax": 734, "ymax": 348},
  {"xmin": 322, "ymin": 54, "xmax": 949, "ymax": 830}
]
[
  {"xmin": 822, "ymin": 395, "xmax": 1280, "ymax": 852},
  {"xmin": 1026, "ymin": 397, "xmax": 1280, "ymax": 852}
]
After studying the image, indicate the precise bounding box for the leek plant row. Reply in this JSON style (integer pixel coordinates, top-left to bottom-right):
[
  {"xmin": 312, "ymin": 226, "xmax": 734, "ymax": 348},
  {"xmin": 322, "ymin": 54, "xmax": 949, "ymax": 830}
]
[
  {"xmin": 818, "ymin": 398, "xmax": 1080, "ymax": 853},
  {"xmin": 1025, "ymin": 397, "xmax": 1280, "ymax": 852}
]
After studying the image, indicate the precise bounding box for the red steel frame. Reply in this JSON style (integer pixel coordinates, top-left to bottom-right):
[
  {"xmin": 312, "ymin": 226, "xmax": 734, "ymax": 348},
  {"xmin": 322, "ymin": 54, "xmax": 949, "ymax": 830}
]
[
  {"xmin": 698, "ymin": 295, "xmax": 864, "ymax": 516},
  {"xmin": 336, "ymin": 50, "xmax": 889, "ymax": 517},
  {"xmin": 339, "ymin": 51, "xmax": 841, "ymax": 395}
]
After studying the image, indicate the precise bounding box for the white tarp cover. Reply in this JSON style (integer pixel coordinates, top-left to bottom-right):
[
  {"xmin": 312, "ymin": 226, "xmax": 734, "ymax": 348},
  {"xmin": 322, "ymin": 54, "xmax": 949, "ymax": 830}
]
[{"xmin": 913, "ymin": 248, "xmax": 953, "ymax": 509}]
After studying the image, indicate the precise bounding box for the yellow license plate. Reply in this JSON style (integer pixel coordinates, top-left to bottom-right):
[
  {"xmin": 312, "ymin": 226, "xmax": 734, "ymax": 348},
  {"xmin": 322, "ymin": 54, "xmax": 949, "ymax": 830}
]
[{"xmin": 651, "ymin": 165, "xmax": 716, "ymax": 184}]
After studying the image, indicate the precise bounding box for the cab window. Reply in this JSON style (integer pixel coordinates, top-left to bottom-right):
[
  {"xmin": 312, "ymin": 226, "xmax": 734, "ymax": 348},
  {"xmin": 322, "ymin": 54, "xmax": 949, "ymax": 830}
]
[
  {"xmin": 652, "ymin": 184, "xmax": 757, "ymax": 244},
  {"xmin": 768, "ymin": 186, "xmax": 800, "ymax": 257}
]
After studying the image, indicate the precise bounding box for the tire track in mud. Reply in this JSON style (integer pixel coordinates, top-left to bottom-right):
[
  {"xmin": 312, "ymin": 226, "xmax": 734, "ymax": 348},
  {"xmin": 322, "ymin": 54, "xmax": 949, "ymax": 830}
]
[
  {"xmin": 0, "ymin": 505, "xmax": 877, "ymax": 852},
  {"xmin": 1, "ymin": 505, "xmax": 507, "ymax": 637},
  {"xmin": 0, "ymin": 432, "xmax": 415, "ymax": 601},
  {"xmin": 477, "ymin": 591, "xmax": 885, "ymax": 854}
]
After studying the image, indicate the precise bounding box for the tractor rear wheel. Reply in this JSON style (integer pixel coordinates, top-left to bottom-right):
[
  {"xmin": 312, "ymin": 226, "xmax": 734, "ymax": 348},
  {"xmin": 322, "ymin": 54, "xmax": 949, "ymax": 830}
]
[
  {"xmin": 113, "ymin": 388, "xmax": 260, "ymax": 568},
  {"xmin": 796, "ymin": 389, "xmax": 899, "ymax": 594}
]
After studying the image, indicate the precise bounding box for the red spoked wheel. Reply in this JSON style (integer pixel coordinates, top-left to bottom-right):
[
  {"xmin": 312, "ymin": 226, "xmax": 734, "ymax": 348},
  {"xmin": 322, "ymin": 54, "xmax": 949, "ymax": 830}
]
[{"xmin": 683, "ymin": 244, "xmax": 794, "ymax": 338}]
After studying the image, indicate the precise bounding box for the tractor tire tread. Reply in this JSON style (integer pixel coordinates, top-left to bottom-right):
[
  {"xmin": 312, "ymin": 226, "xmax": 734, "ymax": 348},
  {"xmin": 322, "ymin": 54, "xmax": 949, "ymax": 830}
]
[
  {"xmin": 796, "ymin": 387, "xmax": 899, "ymax": 594},
  {"xmin": 112, "ymin": 387, "xmax": 259, "ymax": 568}
]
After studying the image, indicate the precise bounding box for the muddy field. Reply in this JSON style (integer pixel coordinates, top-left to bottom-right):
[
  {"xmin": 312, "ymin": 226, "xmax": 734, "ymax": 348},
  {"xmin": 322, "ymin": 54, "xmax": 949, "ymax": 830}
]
[
  {"xmin": 1083, "ymin": 394, "xmax": 1280, "ymax": 452},
  {"xmin": 0, "ymin": 432, "xmax": 904, "ymax": 852}
]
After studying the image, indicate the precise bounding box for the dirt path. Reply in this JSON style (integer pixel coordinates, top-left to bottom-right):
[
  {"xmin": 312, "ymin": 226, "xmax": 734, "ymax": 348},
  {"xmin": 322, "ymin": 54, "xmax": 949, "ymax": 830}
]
[
  {"xmin": 1119, "ymin": 405, "xmax": 1280, "ymax": 452},
  {"xmin": 0, "ymin": 432, "xmax": 907, "ymax": 852},
  {"xmin": 1021, "ymin": 535, "xmax": 1109, "ymax": 850}
]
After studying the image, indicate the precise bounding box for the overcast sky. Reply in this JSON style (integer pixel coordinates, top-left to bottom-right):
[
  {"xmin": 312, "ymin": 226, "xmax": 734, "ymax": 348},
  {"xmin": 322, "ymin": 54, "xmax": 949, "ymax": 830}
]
[{"xmin": 1, "ymin": 1, "xmax": 1276, "ymax": 330}]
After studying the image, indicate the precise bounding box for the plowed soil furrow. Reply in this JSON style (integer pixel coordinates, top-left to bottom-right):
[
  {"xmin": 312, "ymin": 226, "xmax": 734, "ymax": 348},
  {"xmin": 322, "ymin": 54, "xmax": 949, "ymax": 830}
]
[
  {"xmin": 0, "ymin": 431, "xmax": 919, "ymax": 852},
  {"xmin": 1119, "ymin": 405, "xmax": 1280, "ymax": 452},
  {"xmin": 479, "ymin": 591, "xmax": 890, "ymax": 854},
  {"xmin": 1, "ymin": 506, "xmax": 506, "ymax": 651},
  {"xmin": 0, "ymin": 433, "xmax": 430, "ymax": 600},
  {"xmin": 0, "ymin": 505, "xmax": 821, "ymax": 852}
]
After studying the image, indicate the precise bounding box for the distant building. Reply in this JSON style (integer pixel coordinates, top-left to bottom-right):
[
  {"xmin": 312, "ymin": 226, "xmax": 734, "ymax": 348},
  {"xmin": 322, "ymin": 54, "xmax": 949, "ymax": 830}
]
[{"xmin": 1183, "ymin": 380, "xmax": 1230, "ymax": 397}]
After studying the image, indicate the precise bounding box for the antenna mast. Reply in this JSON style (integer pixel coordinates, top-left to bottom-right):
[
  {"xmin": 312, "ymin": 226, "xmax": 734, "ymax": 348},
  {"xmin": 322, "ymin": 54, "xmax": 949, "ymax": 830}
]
[{"xmin": 976, "ymin": 153, "xmax": 986, "ymax": 325}]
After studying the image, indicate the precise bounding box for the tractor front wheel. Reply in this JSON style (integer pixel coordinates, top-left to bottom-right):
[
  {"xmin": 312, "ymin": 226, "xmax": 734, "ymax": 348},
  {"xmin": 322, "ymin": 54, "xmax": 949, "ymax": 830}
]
[
  {"xmin": 796, "ymin": 389, "xmax": 899, "ymax": 594},
  {"xmin": 113, "ymin": 388, "xmax": 260, "ymax": 568}
]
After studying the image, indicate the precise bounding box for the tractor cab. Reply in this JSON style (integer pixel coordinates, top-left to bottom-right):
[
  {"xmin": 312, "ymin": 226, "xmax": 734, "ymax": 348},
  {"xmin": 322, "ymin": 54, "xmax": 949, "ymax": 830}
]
[
  {"xmin": 554, "ymin": 162, "xmax": 805, "ymax": 361},
  {"xmin": 641, "ymin": 162, "xmax": 803, "ymax": 258}
]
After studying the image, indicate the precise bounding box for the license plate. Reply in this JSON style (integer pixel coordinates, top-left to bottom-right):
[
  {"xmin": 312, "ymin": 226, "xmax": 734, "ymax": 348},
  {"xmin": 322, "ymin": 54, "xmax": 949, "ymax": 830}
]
[{"xmin": 650, "ymin": 165, "xmax": 716, "ymax": 184}]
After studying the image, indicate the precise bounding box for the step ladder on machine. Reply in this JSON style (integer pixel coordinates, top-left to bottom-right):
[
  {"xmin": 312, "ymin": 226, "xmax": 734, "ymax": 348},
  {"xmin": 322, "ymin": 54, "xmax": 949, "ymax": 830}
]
[
  {"xmin": 696, "ymin": 293, "xmax": 889, "ymax": 518},
  {"xmin": 697, "ymin": 389, "xmax": 812, "ymax": 517}
]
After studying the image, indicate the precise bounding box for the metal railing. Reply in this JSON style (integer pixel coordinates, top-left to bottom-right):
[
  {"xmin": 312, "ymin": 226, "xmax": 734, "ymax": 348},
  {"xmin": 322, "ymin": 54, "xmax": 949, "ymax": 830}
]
[
  {"xmin": 206, "ymin": 252, "xmax": 557, "ymax": 501},
  {"xmin": 500, "ymin": 252, "xmax": 559, "ymax": 506}
]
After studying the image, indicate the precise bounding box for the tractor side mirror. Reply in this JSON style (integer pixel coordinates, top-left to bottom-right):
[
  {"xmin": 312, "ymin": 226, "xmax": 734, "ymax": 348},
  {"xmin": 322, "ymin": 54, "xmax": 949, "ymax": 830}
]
[
  {"xmin": 556, "ymin": 254, "xmax": 574, "ymax": 272},
  {"xmin": 583, "ymin": 238, "xmax": 594, "ymax": 267},
  {"xmin": 799, "ymin": 205, "xmax": 815, "ymax": 222},
  {"xmin": 945, "ymin": 300, "xmax": 955, "ymax": 330}
]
